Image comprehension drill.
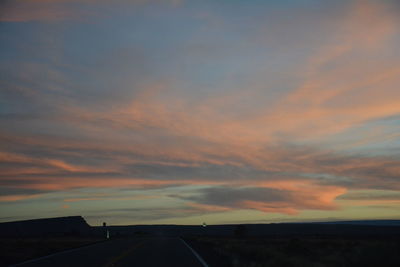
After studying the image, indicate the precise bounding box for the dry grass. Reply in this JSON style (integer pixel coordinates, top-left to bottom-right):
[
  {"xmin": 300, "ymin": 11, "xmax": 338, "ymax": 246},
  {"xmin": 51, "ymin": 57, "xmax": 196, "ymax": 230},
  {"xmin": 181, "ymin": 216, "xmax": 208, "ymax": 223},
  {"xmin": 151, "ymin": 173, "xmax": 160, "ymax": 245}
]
[
  {"xmin": 0, "ymin": 237, "xmax": 104, "ymax": 266},
  {"xmin": 191, "ymin": 236, "xmax": 400, "ymax": 267}
]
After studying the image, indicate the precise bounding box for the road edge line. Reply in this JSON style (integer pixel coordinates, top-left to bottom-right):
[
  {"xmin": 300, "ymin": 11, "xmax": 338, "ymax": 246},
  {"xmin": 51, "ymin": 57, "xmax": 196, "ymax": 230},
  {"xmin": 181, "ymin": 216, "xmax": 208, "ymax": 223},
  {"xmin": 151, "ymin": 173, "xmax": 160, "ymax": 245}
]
[{"xmin": 179, "ymin": 238, "xmax": 209, "ymax": 267}]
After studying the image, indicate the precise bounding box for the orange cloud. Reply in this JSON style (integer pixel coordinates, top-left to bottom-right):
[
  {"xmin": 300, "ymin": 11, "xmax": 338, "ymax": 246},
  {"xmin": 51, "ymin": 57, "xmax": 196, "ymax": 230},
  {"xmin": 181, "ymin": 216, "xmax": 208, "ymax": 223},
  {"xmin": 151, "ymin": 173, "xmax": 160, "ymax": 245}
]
[
  {"xmin": 187, "ymin": 202, "xmax": 232, "ymax": 212},
  {"xmin": 15, "ymin": 178, "xmax": 174, "ymax": 191},
  {"xmin": 1, "ymin": 1, "xmax": 399, "ymax": 218},
  {"xmin": 241, "ymin": 201, "xmax": 299, "ymax": 215},
  {"xmin": 63, "ymin": 197, "xmax": 102, "ymax": 202},
  {"xmin": 0, "ymin": 194, "xmax": 41, "ymax": 202},
  {"xmin": 247, "ymin": 182, "xmax": 347, "ymax": 213},
  {"xmin": 263, "ymin": 0, "xmax": 400, "ymax": 140}
]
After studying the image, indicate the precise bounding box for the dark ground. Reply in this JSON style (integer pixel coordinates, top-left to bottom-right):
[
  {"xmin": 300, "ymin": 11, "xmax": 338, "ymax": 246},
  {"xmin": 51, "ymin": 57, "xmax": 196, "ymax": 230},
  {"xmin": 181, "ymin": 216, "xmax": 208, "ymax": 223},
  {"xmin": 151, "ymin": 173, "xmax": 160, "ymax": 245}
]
[
  {"xmin": 186, "ymin": 235, "xmax": 400, "ymax": 267},
  {"xmin": 0, "ymin": 237, "xmax": 104, "ymax": 267},
  {"xmin": 3, "ymin": 235, "xmax": 400, "ymax": 267},
  {"xmin": 5, "ymin": 237, "xmax": 205, "ymax": 267},
  {"xmin": 2, "ymin": 217, "xmax": 400, "ymax": 266}
]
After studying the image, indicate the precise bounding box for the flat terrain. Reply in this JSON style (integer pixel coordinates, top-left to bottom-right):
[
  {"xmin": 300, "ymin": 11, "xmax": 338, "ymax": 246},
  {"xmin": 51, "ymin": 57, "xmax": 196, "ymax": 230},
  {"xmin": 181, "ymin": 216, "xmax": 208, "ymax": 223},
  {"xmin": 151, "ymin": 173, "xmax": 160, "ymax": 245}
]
[
  {"xmin": 2, "ymin": 219, "xmax": 400, "ymax": 266},
  {"xmin": 188, "ymin": 236, "xmax": 400, "ymax": 267},
  {"xmin": 12, "ymin": 237, "xmax": 206, "ymax": 267},
  {"xmin": 0, "ymin": 237, "xmax": 103, "ymax": 267},
  {"xmin": 4, "ymin": 235, "xmax": 400, "ymax": 267}
]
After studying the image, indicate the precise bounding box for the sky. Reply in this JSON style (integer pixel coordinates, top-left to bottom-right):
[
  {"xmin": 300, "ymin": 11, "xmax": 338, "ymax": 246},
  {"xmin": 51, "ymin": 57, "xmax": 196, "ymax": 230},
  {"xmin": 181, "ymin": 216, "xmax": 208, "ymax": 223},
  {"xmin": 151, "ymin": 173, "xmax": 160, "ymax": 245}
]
[{"xmin": 0, "ymin": 0, "xmax": 400, "ymax": 226}]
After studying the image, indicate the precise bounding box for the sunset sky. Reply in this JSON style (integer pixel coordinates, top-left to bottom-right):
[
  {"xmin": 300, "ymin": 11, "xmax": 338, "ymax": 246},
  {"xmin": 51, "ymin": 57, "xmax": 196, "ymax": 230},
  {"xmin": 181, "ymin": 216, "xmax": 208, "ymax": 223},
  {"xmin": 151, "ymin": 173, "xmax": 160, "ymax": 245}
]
[{"xmin": 1, "ymin": 0, "xmax": 400, "ymax": 226}]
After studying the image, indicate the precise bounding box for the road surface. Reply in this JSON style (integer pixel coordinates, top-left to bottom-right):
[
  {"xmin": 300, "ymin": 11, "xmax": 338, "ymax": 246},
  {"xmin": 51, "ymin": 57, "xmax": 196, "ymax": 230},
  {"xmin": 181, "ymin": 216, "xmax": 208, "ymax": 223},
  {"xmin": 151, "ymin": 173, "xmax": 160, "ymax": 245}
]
[{"xmin": 13, "ymin": 237, "xmax": 208, "ymax": 267}]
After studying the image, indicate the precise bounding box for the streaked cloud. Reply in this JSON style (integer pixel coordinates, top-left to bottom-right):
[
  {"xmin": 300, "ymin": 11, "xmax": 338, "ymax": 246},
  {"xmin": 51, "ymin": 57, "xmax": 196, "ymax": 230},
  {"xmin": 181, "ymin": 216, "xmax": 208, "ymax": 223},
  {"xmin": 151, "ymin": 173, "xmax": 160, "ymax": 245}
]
[
  {"xmin": 0, "ymin": 0, "xmax": 183, "ymax": 22},
  {"xmin": 1, "ymin": 0, "xmax": 399, "ymax": 223}
]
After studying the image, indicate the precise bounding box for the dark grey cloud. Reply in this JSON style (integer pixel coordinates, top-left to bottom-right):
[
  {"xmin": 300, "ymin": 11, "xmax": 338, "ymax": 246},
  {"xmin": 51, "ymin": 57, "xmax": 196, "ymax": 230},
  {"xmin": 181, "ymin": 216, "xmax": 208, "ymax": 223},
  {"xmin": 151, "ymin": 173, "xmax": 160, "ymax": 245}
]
[
  {"xmin": 338, "ymin": 192, "xmax": 400, "ymax": 201},
  {"xmin": 123, "ymin": 163, "xmax": 270, "ymax": 181},
  {"xmin": 0, "ymin": 187, "xmax": 46, "ymax": 197},
  {"xmin": 174, "ymin": 186, "xmax": 291, "ymax": 207}
]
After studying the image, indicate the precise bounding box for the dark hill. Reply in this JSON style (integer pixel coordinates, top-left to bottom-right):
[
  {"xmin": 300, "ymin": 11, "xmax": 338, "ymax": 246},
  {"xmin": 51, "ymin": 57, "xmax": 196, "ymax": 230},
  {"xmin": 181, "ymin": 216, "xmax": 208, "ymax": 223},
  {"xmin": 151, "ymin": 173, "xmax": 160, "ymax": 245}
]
[
  {"xmin": 99, "ymin": 222, "xmax": 400, "ymax": 238},
  {"xmin": 0, "ymin": 216, "xmax": 92, "ymax": 237},
  {"xmin": 2, "ymin": 217, "xmax": 400, "ymax": 238},
  {"xmin": 310, "ymin": 219, "xmax": 400, "ymax": 226}
]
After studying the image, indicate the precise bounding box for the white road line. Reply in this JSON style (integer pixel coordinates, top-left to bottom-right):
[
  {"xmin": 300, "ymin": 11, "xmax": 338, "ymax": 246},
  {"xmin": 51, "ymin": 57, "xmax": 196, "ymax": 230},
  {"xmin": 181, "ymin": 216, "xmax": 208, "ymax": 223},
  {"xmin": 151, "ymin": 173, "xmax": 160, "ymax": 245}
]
[
  {"xmin": 179, "ymin": 238, "xmax": 209, "ymax": 267},
  {"xmin": 11, "ymin": 240, "xmax": 107, "ymax": 266}
]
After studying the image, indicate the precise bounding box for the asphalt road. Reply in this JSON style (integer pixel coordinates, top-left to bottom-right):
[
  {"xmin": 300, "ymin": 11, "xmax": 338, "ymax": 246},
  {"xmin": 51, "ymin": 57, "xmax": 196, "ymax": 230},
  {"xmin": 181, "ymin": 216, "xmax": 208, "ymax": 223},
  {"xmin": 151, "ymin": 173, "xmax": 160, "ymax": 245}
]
[{"xmin": 14, "ymin": 237, "xmax": 207, "ymax": 267}]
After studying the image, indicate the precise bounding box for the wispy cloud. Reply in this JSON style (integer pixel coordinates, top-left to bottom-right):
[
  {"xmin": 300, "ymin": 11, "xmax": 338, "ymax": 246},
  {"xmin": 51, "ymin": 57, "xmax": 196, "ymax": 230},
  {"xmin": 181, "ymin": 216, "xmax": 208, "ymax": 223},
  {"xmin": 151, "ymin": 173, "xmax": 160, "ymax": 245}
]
[
  {"xmin": 0, "ymin": 0, "xmax": 183, "ymax": 22},
  {"xmin": 1, "ymin": 0, "xmax": 399, "ymax": 222}
]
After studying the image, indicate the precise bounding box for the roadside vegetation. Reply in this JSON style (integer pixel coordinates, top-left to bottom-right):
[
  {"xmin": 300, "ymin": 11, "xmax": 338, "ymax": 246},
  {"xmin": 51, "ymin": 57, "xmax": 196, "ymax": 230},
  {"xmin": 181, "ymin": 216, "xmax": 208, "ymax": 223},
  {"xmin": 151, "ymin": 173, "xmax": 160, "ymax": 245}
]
[
  {"xmin": 0, "ymin": 237, "xmax": 104, "ymax": 266},
  {"xmin": 189, "ymin": 236, "xmax": 400, "ymax": 267}
]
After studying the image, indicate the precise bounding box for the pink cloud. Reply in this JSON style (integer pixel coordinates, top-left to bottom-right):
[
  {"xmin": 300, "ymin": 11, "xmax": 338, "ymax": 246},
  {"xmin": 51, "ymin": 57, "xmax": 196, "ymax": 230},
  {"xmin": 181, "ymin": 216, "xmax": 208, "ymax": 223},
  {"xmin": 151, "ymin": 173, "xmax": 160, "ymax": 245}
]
[
  {"xmin": 0, "ymin": 0, "xmax": 183, "ymax": 22},
  {"xmin": 241, "ymin": 201, "xmax": 299, "ymax": 215},
  {"xmin": 0, "ymin": 1, "xmax": 84, "ymax": 22},
  {"xmin": 0, "ymin": 194, "xmax": 42, "ymax": 202},
  {"xmin": 1, "ymin": 0, "xmax": 399, "ymax": 219},
  {"xmin": 187, "ymin": 202, "xmax": 232, "ymax": 212}
]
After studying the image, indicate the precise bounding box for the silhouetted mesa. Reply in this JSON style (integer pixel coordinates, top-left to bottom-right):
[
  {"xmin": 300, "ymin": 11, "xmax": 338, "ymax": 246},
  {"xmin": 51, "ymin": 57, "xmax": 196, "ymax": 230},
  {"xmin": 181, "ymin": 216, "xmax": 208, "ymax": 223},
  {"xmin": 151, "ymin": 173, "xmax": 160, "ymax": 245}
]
[{"xmin": 0, "ymin": 216, "xmax": 92, "ymax": 237}]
